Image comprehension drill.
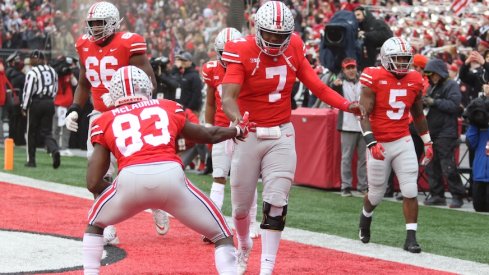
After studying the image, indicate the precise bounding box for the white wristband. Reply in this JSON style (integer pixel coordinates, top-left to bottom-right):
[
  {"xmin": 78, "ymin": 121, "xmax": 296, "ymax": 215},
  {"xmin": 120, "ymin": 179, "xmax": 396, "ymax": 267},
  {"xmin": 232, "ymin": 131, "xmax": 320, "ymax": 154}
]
[
  {"xmin": 235, "ymin": 126, "xmax": 241, "ymax": 137},
  {"xmin": 204, "ymin": 123, "xmax": 213, "ymax": 128},
  {"xmin": 420, "ymin": 133, "xmax": 431, "ymax": 144}
]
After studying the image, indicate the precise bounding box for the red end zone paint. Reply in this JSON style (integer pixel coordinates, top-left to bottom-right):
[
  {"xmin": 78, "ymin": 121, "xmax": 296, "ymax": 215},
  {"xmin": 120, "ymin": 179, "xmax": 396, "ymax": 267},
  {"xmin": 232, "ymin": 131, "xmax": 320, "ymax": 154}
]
[{"xmin": 0, "ymin": 182, "xmax": 453, "ymax": 274}]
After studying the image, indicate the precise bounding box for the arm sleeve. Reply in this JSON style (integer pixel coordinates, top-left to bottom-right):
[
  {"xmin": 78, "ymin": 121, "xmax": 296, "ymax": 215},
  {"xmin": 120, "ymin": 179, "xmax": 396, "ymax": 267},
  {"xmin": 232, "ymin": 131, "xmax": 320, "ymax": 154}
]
[
  {"xmin": 297, "ymin": 58, "xmax": 350, "ymax": 111},
  {"xmin": 222, "ymin": 63, "xmax": 245, "ymax": 85},
  {"xmin": 89, "ymin": 118, "xmax": 109, "ymax": 149},
  {"xmin": 128, "ymin": 33, "xmax": 148, "ymax": 57}
]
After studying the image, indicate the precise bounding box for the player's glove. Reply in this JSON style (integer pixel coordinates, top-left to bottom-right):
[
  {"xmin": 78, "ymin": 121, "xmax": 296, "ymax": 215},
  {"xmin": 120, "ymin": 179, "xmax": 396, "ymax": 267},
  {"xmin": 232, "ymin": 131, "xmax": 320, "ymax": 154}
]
[
  {"xmin": 65, "ymin": 111, "xmax": 79, "ymax": 132},
  {"xmin": 369, "ymin": 143, "xmax": 385, "ymax": 160},
  {"xmin": 420, "ymin": 132, "xmax": 434, "ymax": 166},
  {"xmin": 65, "ymin": 104, "xmax": 82, "ymax": 132},
  {"xmin": 234, "ymin": 111, "xmax": 251, "ymax": 141},
  {"xmin": 348, "ymin": 101, "xmax": 365, "ymax": 118},
  {"xmin": 101, "ymin": 93, "xmax": 114, "ymax": 108},
  {"xmin": 363, "ymin": 131, "xmax": 385, "ymax": 160}
]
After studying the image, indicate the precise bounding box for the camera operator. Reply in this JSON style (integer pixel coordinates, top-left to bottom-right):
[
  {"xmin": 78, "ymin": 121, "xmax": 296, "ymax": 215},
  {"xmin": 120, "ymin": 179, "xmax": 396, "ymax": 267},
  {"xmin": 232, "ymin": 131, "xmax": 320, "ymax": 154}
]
[
  {"xmin": 52, "ymin": 56, "xmax": 77, "ymax": 156},
  {"xmin": 150, "ymin": 56, "xmax": 179, "ymax": 101},
  {"xmin": 464, "ymin": 86, "xmax": 489, "ymax": 212}
]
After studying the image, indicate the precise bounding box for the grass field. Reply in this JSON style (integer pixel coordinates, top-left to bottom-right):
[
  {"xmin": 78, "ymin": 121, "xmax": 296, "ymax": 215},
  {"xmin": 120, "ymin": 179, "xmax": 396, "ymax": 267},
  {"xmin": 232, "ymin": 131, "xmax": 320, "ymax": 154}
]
[{"xmin": 1, "ymin": 146, "xmax": 488, "ymax": 264}]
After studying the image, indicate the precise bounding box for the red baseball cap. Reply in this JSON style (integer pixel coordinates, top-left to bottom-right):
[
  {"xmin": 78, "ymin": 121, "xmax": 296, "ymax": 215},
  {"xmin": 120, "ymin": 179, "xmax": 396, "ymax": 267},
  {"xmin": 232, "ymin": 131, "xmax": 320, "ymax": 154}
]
[{"xmin": 342, "ymin": 58, "xmax": 357, "ymax": 68}]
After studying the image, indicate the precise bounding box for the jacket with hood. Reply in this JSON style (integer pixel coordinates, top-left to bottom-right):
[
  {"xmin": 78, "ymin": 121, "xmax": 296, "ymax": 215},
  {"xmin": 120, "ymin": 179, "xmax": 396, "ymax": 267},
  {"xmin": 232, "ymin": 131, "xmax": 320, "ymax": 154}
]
[{"xmin": 424, "ymin": 59, "xmax": 462, "ymax": 139}]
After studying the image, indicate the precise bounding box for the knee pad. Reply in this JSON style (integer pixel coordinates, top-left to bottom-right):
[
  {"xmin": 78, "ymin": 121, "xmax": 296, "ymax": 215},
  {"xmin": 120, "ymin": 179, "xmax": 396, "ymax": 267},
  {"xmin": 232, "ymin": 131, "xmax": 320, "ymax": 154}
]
[
  {"xmin": 400, "ymin": 182, "xmax": 418, "ymax": 199},
  {"xmin": 367, "ymin": 180, "xmax": 386, "ymax": 206},
  {"xmin": 260, "ymin": 202, "xmax": 287, "ymax": 231}
]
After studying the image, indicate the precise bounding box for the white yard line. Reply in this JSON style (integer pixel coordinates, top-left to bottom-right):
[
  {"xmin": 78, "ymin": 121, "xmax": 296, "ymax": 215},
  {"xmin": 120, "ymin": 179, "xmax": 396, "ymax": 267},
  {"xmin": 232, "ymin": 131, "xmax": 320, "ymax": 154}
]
[{"xmin": 1, "ymin": 172, "xmax": 488, "ymax": 274}]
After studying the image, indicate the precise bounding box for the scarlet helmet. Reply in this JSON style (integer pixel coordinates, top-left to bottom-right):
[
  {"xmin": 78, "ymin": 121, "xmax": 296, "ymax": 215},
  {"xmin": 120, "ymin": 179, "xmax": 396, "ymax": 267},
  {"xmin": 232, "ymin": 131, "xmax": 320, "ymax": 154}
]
[
  {"xmin": 254, "ymin": 1, "xmax": 294, "ymax": 56},
  {"xmin": 85, "ymin": 1, "xmax": 123, "ymax": 43},
  {"xmin": 110, "ymin": 66, "xmax": 153, "ymax": 107},
  {"xmin": 215, "ymin": 27, "xmax": 242, "ymax": 67},
  {"xmin": 380, "ymin": 37, "xmax": 414, "ymax": 75}
]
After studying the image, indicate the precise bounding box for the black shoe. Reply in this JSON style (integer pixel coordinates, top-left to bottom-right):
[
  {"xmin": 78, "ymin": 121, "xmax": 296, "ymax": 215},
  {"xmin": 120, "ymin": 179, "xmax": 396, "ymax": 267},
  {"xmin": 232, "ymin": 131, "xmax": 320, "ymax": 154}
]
[
  {"xmin": 52, "ymin": 151, "xmax": 60, "ymax": 169},
  {"xmin": 358, "ymin": 213, "xmax": 372, "ymax": 243},
  {"xmin": 423, "ymin": 195, "xmax": 447, "ymax": 206},
  {"xmin": 395, "ymin": 193, "xmax": 404, "ymax": 201},
  {"xmin": 341, "ymin": 188, "xmax": 353, "ymax": 197},
  {"xmin": 404, "ymin": 230, "xmax": 421, "ymax": 253},
  {"xmin": 25, "ymin": 162, "xmax": 36, "ymax": 168},
  {"xmin": 449, "ymin": 197, "xmax": 464, "ymax": 208}
]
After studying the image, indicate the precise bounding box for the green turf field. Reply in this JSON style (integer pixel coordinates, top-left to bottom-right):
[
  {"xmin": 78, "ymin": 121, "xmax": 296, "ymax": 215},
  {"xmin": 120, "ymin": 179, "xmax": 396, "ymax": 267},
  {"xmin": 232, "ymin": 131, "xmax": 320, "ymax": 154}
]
[{"xmin": 1, "ymin": 146, "xmax": 488, "ymax": 264}]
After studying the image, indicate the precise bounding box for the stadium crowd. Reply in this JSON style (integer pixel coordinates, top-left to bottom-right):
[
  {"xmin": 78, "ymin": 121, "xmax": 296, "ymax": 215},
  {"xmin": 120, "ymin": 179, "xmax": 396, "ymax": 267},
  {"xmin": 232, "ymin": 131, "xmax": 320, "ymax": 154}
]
[{"xmin": 1, "ymin": 0, "xmax": 489, "ymax": 211}]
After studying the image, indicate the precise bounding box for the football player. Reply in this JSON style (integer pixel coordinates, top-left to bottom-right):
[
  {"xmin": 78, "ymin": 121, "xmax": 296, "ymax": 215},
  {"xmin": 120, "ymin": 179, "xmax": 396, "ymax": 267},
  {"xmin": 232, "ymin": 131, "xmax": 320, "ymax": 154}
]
[
  {"xmin": 83, "ymin": 65, "xmax": 249, "ymax": 275},
  {"xmin": 202, "ymin": 27, "xmax": 259, "ymax": 242},
  {"xmin": 357, "ymin": 37, "xmax": 433, "ymax": 253},
  {"xmin": 64, "ymin": 1, "xmax": 169, "ymax": 244},
  {"xmin": 220, "ymin": 2, "xmax": 363, "ymax": 274}
]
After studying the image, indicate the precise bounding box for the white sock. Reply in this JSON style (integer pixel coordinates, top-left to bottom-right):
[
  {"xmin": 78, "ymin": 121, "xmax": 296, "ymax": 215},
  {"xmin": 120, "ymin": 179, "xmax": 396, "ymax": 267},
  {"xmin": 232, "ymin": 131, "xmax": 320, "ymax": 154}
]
[
  {"xmin": 83, "ymin": 233, "xmax": 104, "ymax": 275},
  {"xmin": 210, "ymin": 182, "xmax": 225, "ymax": 210},
  {"xmin": 233, "ymin": 214, "xmax": 251, "ymax": 248},
  {"xmin": 362, "ymin": 207, "xmax": 373, "ymax": 218},
  {"xmin": 250, "ymin": 189, "xmax": 258, "ymax": 224},
  {"xmin": 406, "ymin": 223, "xmax": 417, "ymax": 231},
  {"xmin": 215, "ymin": 245, "xmax": 237, "ymax": 275},
  {"xmin": 261, "ymin": 230, "xmax": 282, "ymax": 274}
]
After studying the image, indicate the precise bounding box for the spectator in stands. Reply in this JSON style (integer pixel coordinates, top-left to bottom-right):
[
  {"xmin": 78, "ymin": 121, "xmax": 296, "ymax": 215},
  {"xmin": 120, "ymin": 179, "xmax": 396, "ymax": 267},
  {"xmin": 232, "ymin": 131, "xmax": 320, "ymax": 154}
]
[
  {"xmin": 330, "ymin": 58, "xmax": 367, "ymax": 196},
  {"xmin": 465, "ymin": 91, "xmax": 489, "ymax": 212},
  {"xmin": 459, "ymin": 47, "xmax": 489, "ymax": 105},
  {"xmin": 422, "ymin": 59, "xmax": 466, "ymax": 208},
  {"xmin": 354, "ymin": 6, "xmax": 393, "ymax": 70},
  {"xmin": 5, "ymin": 51, "xmax": 26, "ymax": 146},
  {"xmin": 0, "ymin": 60, "xmax": 10, "ymax": 142}
]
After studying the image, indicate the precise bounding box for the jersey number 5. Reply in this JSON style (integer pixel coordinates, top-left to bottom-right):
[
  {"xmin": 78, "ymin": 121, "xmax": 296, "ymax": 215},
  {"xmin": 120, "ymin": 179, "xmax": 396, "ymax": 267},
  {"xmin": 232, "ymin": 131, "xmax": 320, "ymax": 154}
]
[
  {"xmin": 112, "ymin": 107, "xmax": 171, "ymax": 156},
  {"xmin": 387, "ymin": 89, "xmax": 407, "ymax": 120}
]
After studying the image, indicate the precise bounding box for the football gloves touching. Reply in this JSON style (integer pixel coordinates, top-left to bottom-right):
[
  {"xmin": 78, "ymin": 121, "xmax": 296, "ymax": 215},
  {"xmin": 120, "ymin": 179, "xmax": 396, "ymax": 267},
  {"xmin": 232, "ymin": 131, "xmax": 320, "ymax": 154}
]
[{"xmin": 233, "ymin": 111, "xmax": 256, "ymax": 141}]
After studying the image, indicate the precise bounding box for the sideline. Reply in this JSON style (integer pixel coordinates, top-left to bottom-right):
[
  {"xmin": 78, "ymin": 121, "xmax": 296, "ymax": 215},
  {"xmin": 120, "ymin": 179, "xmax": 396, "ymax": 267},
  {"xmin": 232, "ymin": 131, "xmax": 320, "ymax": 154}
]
[{"xmin": 1, "ymin": 172, "xmax": 488, "ymax": 274}]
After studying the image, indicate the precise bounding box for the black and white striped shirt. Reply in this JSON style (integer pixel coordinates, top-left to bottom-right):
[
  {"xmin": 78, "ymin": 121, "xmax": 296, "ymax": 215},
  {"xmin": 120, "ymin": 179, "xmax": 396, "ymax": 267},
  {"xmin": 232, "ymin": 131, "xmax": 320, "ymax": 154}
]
[{"xmin": 22, "ymin": 65, "xmax": 58, "ymax": 109}]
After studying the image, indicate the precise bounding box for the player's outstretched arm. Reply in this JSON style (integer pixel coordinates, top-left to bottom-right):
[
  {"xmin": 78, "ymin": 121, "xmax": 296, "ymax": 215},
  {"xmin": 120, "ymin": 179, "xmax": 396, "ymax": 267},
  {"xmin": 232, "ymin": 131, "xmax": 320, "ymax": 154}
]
[
  {"xmin": 181, "ymin": 114, "xmax": 250, "ymax": 144},
  {"xmin": 297, "ymin": 58, "xmax": 363, "ymax": 116},
  {"xmin": 86, "ymin": 143, "xmax": 111, "ymax": 198}
]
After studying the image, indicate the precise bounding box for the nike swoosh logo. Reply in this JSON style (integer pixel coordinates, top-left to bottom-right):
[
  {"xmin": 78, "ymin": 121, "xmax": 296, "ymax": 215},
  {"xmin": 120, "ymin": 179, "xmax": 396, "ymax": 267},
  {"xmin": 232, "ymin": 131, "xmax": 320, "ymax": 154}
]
[
  {"xmin": 285, "ymin": 133, "xmax": 293, "ymax": 137},
  {"xmin": 110, "ymin": 48, "xmax": 117, "ymax": 52},
  {"xmin": 155, "ymin": 224, "xmax": 166, "ymax": 231},
  {"xmin": 408, "ymin": 83, "xmax": 414, "ymax": 86}
]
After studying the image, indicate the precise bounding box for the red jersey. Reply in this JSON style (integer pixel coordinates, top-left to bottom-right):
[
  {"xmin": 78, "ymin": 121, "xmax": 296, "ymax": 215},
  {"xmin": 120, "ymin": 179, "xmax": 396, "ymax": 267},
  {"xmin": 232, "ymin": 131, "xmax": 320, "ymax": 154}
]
[
  {"xmin": 222, "ymin": 34, "xmax": 349, "ymax": 127},
  {"xmin": 75, "ymin": 32, "xmax": 147, "ymax": 112},
  {"xmin": 90, "ymin": 99, "xmax": 186, "ymax": 171},
  {"xmin": 359, "ymin": 67, "xmax": 423, "ymax": 142},
  {"xmin": 201, "ymin": 60, "xmax": 229, "ymax": 127}
]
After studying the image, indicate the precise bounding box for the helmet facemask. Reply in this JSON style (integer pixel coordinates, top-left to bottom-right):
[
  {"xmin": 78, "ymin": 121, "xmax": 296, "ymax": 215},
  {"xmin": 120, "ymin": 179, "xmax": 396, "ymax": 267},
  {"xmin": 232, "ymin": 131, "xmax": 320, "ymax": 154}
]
[
  {"xmin": 256, "ymin": 28, "xmax": 292, "ymax": 56},
  {"xmin": 382, "ymin": 54, "xmax": 413, "ymax": 75}
]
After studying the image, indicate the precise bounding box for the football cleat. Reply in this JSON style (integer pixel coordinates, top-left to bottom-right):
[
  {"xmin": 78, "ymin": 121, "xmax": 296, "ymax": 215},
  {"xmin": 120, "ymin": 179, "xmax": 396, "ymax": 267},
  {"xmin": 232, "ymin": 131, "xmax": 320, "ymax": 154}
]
[
  {"xmin": 404, "ymin": 230, "xmax": 422, "ymax": 253},
  {"xmin": 103, "ymin": 225, "xmax": 119, "ymax": 245},
  {"xmin": 152, "ymin": 209, "xmax": 170, "ymax": 235},
  {"xmin": 358, "ymin": 213, "xmax": 372, "ymax": 244},
  {"xmin": 237, "ymin": 238, "xmax": 253, "ymax": 275}
]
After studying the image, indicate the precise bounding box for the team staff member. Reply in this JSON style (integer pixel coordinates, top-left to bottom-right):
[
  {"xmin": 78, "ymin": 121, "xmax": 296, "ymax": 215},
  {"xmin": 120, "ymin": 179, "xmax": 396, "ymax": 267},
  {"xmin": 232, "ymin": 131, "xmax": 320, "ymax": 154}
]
[{"xmin": 21, "ymin": 50, "xmax": 60, "ymax": 169}]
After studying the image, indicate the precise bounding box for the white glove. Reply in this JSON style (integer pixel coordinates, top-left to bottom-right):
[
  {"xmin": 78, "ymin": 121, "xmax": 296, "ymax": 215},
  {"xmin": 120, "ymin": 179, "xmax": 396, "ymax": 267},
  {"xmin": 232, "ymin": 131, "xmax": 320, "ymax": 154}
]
[
  {"xmin": 101, "ymin": 93, "xmax": 114, "ymax": 108},
  {"xmin": 65, "ymin": 111, "xmax": 79, "ymax": 132}
]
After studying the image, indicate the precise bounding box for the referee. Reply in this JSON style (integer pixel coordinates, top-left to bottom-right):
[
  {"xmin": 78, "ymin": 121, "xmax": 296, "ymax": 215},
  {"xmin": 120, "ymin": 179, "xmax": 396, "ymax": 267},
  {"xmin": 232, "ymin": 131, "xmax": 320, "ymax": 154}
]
[{"xmin": 21, "ymin": 50, "xmax": 61, "ymax": 169}]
